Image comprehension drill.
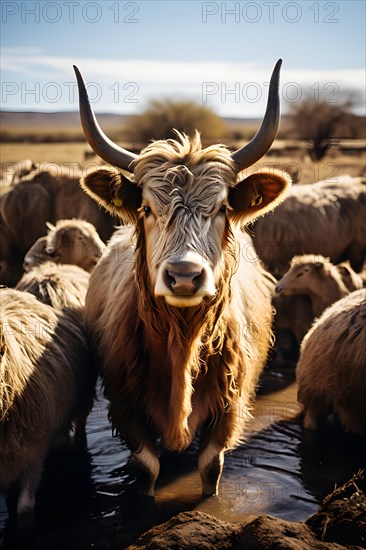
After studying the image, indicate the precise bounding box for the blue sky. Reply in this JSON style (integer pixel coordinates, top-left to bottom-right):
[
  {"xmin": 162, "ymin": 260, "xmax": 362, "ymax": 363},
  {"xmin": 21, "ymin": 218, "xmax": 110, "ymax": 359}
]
[{"xmin": 1, "ymin": 0, "xmax": 365, "ymax": 116}]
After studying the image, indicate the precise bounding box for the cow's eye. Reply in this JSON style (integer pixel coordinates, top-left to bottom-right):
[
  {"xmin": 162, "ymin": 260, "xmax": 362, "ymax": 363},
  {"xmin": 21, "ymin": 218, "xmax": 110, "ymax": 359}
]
[
  {"xmin": 219, "ymin": 204, "xmax": 227, "ymax": 214},
  {"xmin": 143, "ymin": 205, "xmax": 151, "ymax": 216},
  {"xmin": 296, "ymin": 272, "xmax": 303, "ymax": 278}
]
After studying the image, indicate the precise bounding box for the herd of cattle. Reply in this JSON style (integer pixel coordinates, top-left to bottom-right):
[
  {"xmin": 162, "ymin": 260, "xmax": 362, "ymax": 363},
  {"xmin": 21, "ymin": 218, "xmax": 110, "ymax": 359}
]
[
  {"xmin": 0, "ymin": 163, "xmax": 366, "ymax": 536},
  {"xmin": 1, "ymin": 62, "xmax": 366, "ymax": 533}
]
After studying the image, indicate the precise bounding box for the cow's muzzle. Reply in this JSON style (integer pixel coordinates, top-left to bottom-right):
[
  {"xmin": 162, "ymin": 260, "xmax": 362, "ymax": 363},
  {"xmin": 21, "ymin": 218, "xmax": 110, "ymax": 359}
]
[
  {"xmin": 155, "ymin": 255, "xmax": 216, "ymax": 307},
  {"xmin": 164, "ymin": 261, "xmax": 206, "ymax": 296}
]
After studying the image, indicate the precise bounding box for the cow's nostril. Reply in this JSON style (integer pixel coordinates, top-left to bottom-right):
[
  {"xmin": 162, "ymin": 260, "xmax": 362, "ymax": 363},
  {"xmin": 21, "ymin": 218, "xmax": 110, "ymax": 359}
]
[
  {"xmin": 167, "ymin": 272, "xmax": 176, "ymax": 287},
  {"xmin": 164, "ymin": 269, "xmax": 177, "ymax": 289},
  {"xmin": 192, "ymin": 270, "xmax": 205, "ymax": 287},
  {"xmin": 164, "ymin": 261, "xmax": 205, "ymax": 295}
]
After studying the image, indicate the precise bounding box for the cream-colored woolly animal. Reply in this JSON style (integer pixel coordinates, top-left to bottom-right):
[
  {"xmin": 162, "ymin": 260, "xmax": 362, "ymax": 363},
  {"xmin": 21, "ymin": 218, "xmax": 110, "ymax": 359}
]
[
  {"xmin": 296, "ymin": 289, "xmax": 366, "ymax": 436},
  {"xmin": 0, "ymin": 288, "xmax": 93, "ymax": 528},
  {"xmin": 23, "ymin": 218, "xmax": 105, "ymax": 273}
]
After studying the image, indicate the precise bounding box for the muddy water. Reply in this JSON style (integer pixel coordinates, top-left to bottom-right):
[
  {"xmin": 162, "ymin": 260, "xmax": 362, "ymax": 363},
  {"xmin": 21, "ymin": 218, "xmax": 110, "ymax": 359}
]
[{"xmin": 1, "ymin": 364, "xmax": 366, "ymax": 549}]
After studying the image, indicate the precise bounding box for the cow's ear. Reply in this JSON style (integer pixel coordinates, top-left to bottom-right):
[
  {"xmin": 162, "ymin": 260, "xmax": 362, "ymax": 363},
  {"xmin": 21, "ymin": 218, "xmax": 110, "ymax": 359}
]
[
  {"xmin": 81, "ymin": 166, "xmax": 142, "ymax": 223},
  {"xmin": 336, "ymin": 263, "xmax": 351, "ymax": 277},
  {"xmin": 228, "ymin": 170, "xmax": 291, "ymax": 224},
  {"xmin": 46, "ymin": 221, "xmax": 55, "ymax": 231}
]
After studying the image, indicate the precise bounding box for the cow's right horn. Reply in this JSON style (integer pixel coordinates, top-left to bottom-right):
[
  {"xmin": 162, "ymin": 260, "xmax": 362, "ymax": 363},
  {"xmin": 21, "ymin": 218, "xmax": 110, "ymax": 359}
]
[
  {"xmin": 74, "ymin": 66, "xmax": 137, "ymax": 172},
  {"xmin": 231, "ymin": 59, "xmax": 282, "ymax": 172}
]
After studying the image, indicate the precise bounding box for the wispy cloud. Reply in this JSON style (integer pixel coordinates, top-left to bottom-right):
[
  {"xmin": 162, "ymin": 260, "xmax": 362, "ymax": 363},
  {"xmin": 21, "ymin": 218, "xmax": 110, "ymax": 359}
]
[{"xmin": 2, "ymin": 49, "xmax": 365, "ymax": 116}]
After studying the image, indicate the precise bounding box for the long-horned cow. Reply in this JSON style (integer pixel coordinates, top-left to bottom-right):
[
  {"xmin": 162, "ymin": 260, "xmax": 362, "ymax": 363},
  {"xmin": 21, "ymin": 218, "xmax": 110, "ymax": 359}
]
[{"xmin": 74, "ymin": 60, "xmax": 291, "ymax": 496}]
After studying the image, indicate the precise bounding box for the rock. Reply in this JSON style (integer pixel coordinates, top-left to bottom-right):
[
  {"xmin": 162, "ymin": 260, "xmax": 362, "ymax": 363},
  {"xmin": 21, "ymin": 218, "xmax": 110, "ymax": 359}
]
[
  {"xmin": 127, "ymin": 511, "xmax": 339, "ymax": 549},
  {"xmin": 128, "ymin": 472, "xmax": 366, "ymax": 549},
  {"xmin": 238, "ymin": 515, "xmax": 345, "ymax": 549},
  {"xmin": 128, "ymin": 511, "xmax": 347, "ymax": 549},
  {"xmin": 127, "ymin": 511, "xmax": 241, "ymax": 549}
]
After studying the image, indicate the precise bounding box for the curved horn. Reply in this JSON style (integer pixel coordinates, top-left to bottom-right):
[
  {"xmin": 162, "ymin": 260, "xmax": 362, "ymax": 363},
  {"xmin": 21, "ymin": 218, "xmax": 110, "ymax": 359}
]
[
  {"xmin": 232, "ymin": 59, "xmax": 282, "ymax": 171},
  {"xmin": 73, "ymin": 65, "xmax": 137, "ymax": 172}
]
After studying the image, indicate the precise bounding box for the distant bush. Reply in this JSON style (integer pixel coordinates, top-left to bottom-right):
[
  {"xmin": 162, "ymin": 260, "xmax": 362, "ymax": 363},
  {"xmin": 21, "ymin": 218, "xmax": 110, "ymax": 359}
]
[
  {"xmin": 124, "ymin": 99, "xmax": 227, "ymax": 144},
  {"xmin": 288, "ymin": 91, "xmax": 362, "ymax": 160}
]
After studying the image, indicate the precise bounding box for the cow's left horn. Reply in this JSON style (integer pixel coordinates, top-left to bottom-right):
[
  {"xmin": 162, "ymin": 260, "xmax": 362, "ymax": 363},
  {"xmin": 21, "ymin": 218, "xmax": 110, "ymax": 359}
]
[
  {"xmin": 73, "ymin": 66, "xmax": 137, "ymax": 172},
  {"xmin": 231, "ymin": 59, "xmax": 282, "ymax": 171}
]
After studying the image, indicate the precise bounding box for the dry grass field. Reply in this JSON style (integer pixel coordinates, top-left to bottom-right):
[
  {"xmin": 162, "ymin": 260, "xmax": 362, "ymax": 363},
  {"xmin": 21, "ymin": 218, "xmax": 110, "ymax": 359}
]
[
  {"xmin": 1, "ymin": 142, "xmax": 365, "ymax": 185},
  {"xmin": 1, "ymin": 109, "xmax": 364, "ymax": 184},
  {"xmin": 1, "ymin": 142, "xmax": 91, "ymax": 167}
]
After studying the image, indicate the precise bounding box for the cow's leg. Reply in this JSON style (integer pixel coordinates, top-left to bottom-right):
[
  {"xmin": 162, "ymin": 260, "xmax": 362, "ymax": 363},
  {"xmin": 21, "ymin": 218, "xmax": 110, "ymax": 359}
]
[
  {"xmin": 198, "ymin": 402, "xmax": 243, "ymax": 496},
  {"xmin": 72, "ymin": 376, "xmax": 96, "ymax": 449},
  {"xmin": 109, "ymin": 410, "xmax": 160, "ymax": 497},
  {"xmin": 109, "ymin": 400, "xmax": 160, "ymax": 496},
  {"xmin": 198, "ymin": 441, "xmax": 224, "ymax": 497},
  {"xmin": 131, "ymin": 445, "xmax": 160, "ymax": 497}
]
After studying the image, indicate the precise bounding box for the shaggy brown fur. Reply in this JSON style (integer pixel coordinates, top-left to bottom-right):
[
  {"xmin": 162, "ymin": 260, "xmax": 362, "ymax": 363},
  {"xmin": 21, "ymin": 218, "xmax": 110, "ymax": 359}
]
[
  {"xmin": 296, "ymin": 289, "xmax": 366, "ymax": 436},
  {"xmin": 82, "ymin": 132, "xmax": 290, "ymax": 496},
  {"xmin": 16, "ymin": 262, "xmax": 96, "ymax": 454},
  {"xmin": 252, "ymin": 176, "xmax": 366, "ymax": 276},
  {"xmin": 0, "ymin": 163, "xmax": 116, "ymax": 286},
  {"xmin": 0, "ymin": 288, "xmax": 93, "ymax": 527},
  {"xmin": 24, "ymin": 219, "xmax": 105, "ymax": 273}
]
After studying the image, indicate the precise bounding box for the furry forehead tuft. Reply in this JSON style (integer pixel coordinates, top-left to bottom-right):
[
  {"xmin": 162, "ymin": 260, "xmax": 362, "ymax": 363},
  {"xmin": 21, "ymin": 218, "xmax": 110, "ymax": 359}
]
[
  {"xmin": 132, "ymin": 131, "xmax": 237, "ymax": 187},
  {"xmin": 132, "ymin": 131, "xmax": 237, "ymax": 219}
]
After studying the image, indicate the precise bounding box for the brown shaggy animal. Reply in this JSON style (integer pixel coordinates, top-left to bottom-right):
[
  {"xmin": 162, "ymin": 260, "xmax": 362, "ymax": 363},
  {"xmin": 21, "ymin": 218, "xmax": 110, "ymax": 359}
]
[
  {"xmin": 15, "ymin": 262, "xmax": 95, "ymax": 457},
  {"xmin": 275, "ymin": 255, "xmax": 363, "ymax": 318},
  {"xmin": 75, "ymin": 60, "xmax": 291, "ymax": 497},
  {"xmin": 0, "ymin": 288, "xmax": 92, "ymax": 528},
  {"xmin": 81, "ymin": 141, "xmax": 290, "ymax": 496},
  {"xmin": 296, "ymin": 289, "xmax": 366, "ymax": 436},
  {"xmin": 252, "ymin": 176, "xmax": 366, "ymax": 276},
  {"xmin": 23, "ymin": 219, "xmax": 105, "ymax": 273},
  {"xmin": 271, "ymin": 256, "xmax": 363, "ymax": 366},
  {"xmin": 0, "ymin": 163, "xmax": 116, "ymax": 286},
  {"xmin": 16, "ymin": 262, "xmax": 90, "ymax": 310},
  {"xmin": 16, "ymin": 262, "xmax": 95, "ymax": 444}
]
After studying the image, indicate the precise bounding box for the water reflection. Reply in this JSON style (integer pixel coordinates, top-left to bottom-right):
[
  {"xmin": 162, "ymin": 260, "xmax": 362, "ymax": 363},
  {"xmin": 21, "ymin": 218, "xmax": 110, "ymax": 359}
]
[
  {"xmin": 1, "ymin": 369, "xmax": 365, "ymax": 549},
  {"xmin": 86, "ymin": 388, "xmax": 130, "ymax": 485}
]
